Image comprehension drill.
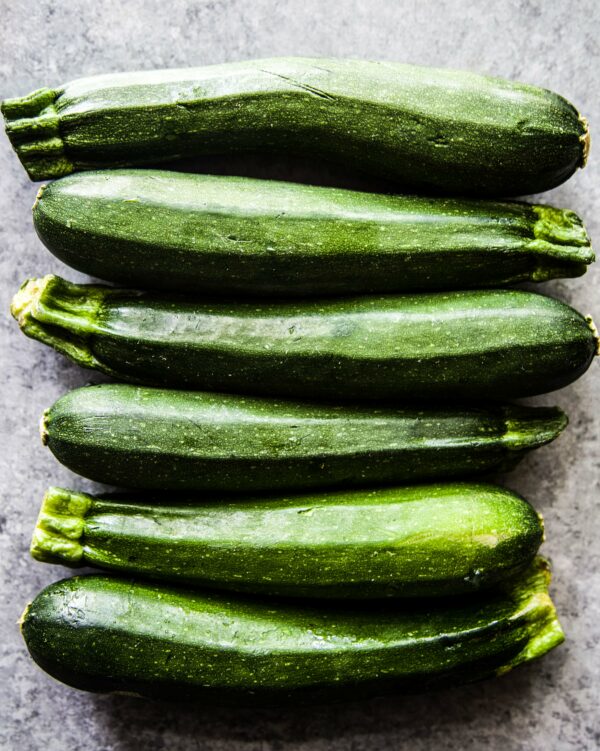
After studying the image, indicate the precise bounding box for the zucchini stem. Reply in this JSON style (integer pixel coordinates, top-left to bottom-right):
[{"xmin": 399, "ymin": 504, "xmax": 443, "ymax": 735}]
[
  {"xmin": 497, "ymin": 558, "xmax": 564, "ymax": 673},
  {"xmin": 39, "ymin": 410, "xmax": 50, "ymax": 446},
  {"xmin": 579, "ymin": 115, "xmax": 591, "ymax": 167},
  {"xmin": 1, "ymin": 87, "xmax": 73, "ymax": 181},
  {"xmin": 585, "ymin": 315, "xmax": 600, "ymax": 356},
  {"xmin": 18, "ymin": 602, "xmax": 32, "ymax": 630},
  {"xmin": 30, "ymin": 487, "xmax": 92, "ymax": 565},
  {"xmin": 532, "ymin": 205, "xmax": 591, "ymax": 249},
  {"xmin": 528, "ymin": 205, "xmax": 593, "ymax": 281},
  {"xmin": 11, "ymin": 275, "xmax": 116, "ymax": 376},
  {"xmin": 32, "ymin": 184, "xmax": 47, "ymax": 211}
]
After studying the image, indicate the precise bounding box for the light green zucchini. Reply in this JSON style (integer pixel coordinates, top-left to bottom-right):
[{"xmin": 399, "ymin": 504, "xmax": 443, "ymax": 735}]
[{"xmin": 31, "ymin": 483, "xmax": 544, "ymax": 598}]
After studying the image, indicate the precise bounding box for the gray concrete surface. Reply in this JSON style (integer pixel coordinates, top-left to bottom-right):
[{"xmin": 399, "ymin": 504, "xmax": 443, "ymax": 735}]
[{"xmin": 1, "ymin": 1, "xmax": 599, "ymax": 749}]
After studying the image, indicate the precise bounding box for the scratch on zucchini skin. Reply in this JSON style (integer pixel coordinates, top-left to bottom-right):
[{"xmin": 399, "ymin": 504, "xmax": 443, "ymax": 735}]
[{"xmin": 259, "ymin": 68, "xmax": 336, "ymax": 101}]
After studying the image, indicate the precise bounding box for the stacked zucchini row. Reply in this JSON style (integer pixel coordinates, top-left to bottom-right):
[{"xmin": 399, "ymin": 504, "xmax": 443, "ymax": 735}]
[{"xmin": 4, "ymin": 58, "xmax": 596, "ymax": 705}]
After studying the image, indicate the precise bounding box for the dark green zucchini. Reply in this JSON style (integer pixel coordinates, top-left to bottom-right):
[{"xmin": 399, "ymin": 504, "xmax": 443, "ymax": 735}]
[
  {"xmin": 14, "ymin": 276, "xmax": 598, "ymax": 401},
  {"xmin": 31, "ymin": 483, "xmax": 543, "ymax": 598},
  {"xmin": 20, "ymin": 559, "xmax": 564, "ymax": 703},
  {"xmin": 41, "ymin": 384, "xmax": 566, "ymax": 491},
  {"xmin": 2, "ymin": 58, "xmax": 588, "ymax": 194},
  {"xmin": 31, "ymin": 171, "xmax": 593, "ymax": 295}
]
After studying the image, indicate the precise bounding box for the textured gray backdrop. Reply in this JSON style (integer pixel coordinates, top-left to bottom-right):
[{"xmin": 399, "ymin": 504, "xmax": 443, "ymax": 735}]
[{"xmin": 1, "ymin": 1, "xmax": 599, "ymax": 749}]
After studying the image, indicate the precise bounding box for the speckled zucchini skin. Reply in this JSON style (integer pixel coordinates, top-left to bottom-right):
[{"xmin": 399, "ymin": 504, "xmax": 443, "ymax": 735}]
[
  {"xmin": 14, "ymin": 276, "xmax": 598, "ymax": 401},
  {"xmin": 31, "ymin": 171, "xmax": 593, "ymax": 295},
  {"xmin": 20, "ymin": 560, "xmax": 564, "ymax": 703},
  {"xmin": 2, "ymin": 58, "xmax": 588, "ymax": 194},
  {"xmin": 31, "ymin": 483, "xmax": 543, "ymax": 598},
  {"xmin": 41, "ymin": 384, "xmax": 566, "ymax": 491}
]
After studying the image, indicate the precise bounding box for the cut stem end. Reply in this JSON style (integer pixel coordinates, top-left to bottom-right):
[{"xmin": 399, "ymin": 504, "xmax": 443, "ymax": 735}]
[
  {"xmin": 2, "ymin": 87, "xmax": 74, "ymax": 181},
  {"xmin": 579, "ymin": 116, "xmax": 591, "ymax": 167},
  {"xmin": 30, "ymin": 487, "xmax": 92, "ymax": 566},
  {"xmin": 11, "ymin": 274, "xmax": 113, "ymax": 376},
  {"xmin": 585, "ymin": 315, "xmax": 600, "ymax": 356}
]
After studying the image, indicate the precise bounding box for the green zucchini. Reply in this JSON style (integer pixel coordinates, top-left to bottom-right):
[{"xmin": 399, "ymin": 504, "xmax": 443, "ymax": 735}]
[
  {"xmin": 41, "ymin": 384, "xmax": 566, "ymax": 491},
  {"xmin": 20, "ymin": 559, "xmax": 564, "ymax": 703},
  {"xmin": 31, "ymin": 171, "xmax": 593, "ymax": 295},
  {"xmin": 14, "ymin": 276, "xmax": 598, "ymax": 401},
  {"xmin": 2, "ymin": 58, "xmax": 588, "ymax": 194},
  {"xmin": 31, "ymin": 483, "xmax": 543, "ymax": 598}
]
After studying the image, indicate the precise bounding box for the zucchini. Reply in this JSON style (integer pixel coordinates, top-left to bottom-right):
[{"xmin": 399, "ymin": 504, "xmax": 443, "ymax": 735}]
[
  {"xmin": 31, "ymin": 171, "xmax": 593, "ymax": 295},
  {"xmin": 14, "ymin": 276, "xmax": 598, "ymax": 401},
  {"xmin": 20, "ymin": 559, "xmax": 564, "ymax": 703},
  {"xmin": 41, "ymin": 384, "xmax": 566, "ymax": 491},
  {"xmin": 2, "ymin": 58, "xmax": 588, "ymax": 194},
  {"xmin": 31, "ymin": 483, "xmax": 543, "ymax": 598}
]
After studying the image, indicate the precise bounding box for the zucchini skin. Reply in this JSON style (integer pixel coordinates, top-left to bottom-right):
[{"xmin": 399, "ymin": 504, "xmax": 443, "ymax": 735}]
[
  {"xmin": 31, "ymin": 171, "xmax": 593, "ymax": 295},
  {"xmin": 14, "ymin": 276, "xmax": 598, "ymax": 401},
  {"xmin": 41, "ymin": 384, "xmax": 566, "ymax": 491},
  {"xmin": 2, "ymin": 58, "xmax": 588, "ymax": 194},
  {"xmin": 31, "ymin": 483, "xmax": 543, "ymax": 598},
  {"xmin": 20, "ymin": 560, "xmax": 564, "ymax": 703}
]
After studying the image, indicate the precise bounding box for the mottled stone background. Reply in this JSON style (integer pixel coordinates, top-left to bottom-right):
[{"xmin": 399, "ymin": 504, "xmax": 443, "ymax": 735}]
[{"xmin": 1, "ymin": 1, "xmax": 598, "ymax": 749}]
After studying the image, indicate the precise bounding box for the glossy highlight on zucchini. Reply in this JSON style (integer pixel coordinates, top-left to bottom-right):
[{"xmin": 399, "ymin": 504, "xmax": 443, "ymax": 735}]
[
  {"xmin": 20, "ymin": 559, "xmax": 564, "ymax": 703},
  {"xmin": 31, "ymin": 483, "xmax": 544, "ymax": 598},
  {"xmin": 31, "ymin": 171, "xmax": 594, "ymax": 295},
  {"xmin": 41, "ymin": 384, "xmax": 567, "ymax": 491},
  {"xmin": 2, "ymin": 58, "xmax": 588, "ymax": 194},
  {"xmin": 13, "ymin": 276, "xmax": 598, "ymax": 401}
]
